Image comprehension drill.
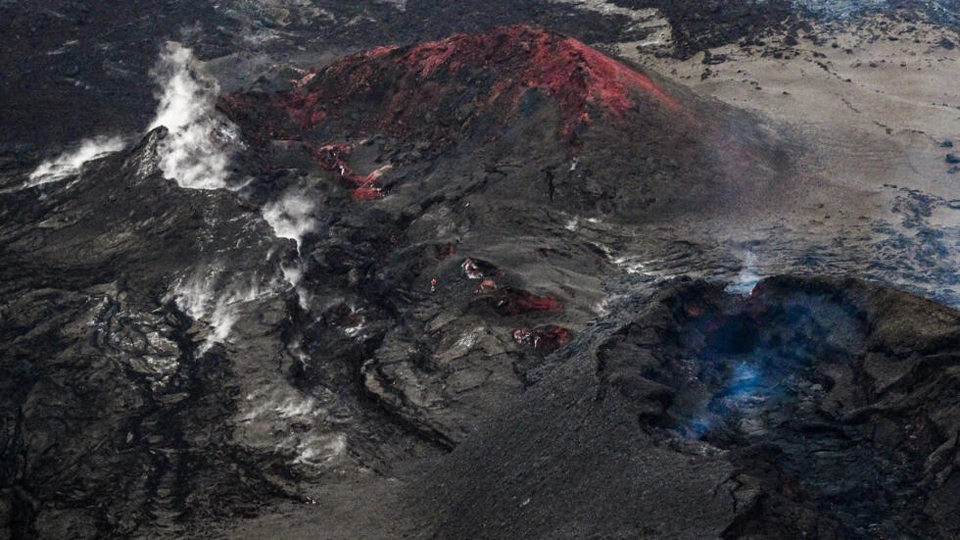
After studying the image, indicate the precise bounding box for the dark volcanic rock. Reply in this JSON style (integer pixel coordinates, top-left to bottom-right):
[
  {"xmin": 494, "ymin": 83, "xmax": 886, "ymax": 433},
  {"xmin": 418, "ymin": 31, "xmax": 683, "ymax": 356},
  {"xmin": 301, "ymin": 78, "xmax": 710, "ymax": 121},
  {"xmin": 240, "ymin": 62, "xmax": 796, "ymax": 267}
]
[
  {"xmin": 215, "ymin": 25, "xmax": 802, "ymax": 451},
  {"xmin": 220, "ymin": 25, "xmax": 683, "ymax": 146},
  {"xmin": 420, "ymin": 276, "xmax": 960, "ymax": 539},
  {"xmin": 0, "ymin": 128, "xmax": 435, "ymax": 538},
  {"xmin": 2, "ymin": 0, "xmax": 956, "ymax": 151}
]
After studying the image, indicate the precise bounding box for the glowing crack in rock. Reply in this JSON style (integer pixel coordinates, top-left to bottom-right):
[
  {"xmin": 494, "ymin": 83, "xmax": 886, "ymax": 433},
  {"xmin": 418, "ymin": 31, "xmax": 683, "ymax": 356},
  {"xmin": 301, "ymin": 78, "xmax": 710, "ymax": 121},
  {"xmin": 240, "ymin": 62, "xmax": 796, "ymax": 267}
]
[
  {"xmin": 493, "ymin": 288, "xmax": 563, "ymax": 316},
  {"xmin": 311, "ymin": 143, "xmax": 391, "ymax": 200},
  {"xmin": 24, "ymin": 136, "xmax": 127, "ymax": 188},
  {"xmin": 149, "ymin": 42, "xmax": 240, "ymax": 190}
]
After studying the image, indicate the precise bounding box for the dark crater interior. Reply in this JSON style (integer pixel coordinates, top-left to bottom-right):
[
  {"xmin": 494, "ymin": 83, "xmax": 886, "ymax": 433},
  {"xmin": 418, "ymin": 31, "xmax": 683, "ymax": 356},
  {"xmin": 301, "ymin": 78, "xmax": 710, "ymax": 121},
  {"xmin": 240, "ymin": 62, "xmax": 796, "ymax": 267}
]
[{"xmin": 595, "ymin": 278, "xmax": 959, "ymax": 538}]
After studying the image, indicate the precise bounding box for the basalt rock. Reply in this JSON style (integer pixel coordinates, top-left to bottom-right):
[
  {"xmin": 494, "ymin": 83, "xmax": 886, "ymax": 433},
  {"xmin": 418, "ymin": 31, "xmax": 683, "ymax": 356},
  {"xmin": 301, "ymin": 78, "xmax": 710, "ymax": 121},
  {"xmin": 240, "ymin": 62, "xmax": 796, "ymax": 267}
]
[
  {"xmin": 209, "ymin": 26, "xmax": 804, "ymax": 452},
  {"xmin": 421, "ymin": 276, "xmax": 960, "ymax": 539},
  {"xmin": 220, "ymin": 25, "xmax": 681, "ymax": 144}
]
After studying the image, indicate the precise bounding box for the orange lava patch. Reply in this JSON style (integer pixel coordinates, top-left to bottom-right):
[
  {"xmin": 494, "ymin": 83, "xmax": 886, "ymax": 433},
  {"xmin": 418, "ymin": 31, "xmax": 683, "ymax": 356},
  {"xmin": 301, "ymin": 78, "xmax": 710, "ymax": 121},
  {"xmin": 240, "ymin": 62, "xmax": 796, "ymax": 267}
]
[
  {"xmin": 311, "ymin": 143, "xmax": 386, "ymax": 200},
  {"xmin": 493, "ymin": 288, "xmax": 563, "ymax": 316}
]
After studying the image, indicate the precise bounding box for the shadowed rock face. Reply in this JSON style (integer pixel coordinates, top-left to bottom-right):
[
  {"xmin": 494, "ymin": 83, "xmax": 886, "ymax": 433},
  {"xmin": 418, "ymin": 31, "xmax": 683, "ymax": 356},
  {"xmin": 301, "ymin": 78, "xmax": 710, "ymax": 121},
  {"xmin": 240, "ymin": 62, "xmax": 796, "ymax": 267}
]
[{"xmin": 421, "ymin": 276, "xmax": 960, "ymax": 539}]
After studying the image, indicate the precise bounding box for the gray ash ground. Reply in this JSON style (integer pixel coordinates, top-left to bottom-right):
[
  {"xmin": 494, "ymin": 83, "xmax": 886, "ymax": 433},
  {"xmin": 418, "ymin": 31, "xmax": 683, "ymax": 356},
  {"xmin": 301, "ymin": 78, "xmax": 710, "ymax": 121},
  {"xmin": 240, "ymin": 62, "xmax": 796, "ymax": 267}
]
[{"xmin": 0, "ymin": 2, "xmax": 959, "ymax": 539}]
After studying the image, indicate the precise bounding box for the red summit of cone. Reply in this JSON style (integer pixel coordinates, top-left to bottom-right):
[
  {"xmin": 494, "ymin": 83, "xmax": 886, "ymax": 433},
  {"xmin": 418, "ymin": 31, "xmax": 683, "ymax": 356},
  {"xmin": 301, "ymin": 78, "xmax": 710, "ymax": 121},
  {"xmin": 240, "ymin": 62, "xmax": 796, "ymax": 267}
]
[{"xmin": 224, "ymin": 25, "xmax": 681, "ymax": 143}]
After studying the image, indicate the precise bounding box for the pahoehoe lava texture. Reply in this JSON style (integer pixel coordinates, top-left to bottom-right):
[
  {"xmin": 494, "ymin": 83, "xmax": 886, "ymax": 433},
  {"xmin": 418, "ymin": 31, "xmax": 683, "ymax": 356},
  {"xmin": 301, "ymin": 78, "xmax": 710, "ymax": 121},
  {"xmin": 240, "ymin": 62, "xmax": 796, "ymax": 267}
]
[{"xmin": 421, "ymin": 276, "xmax": 960, "ymax": 539}]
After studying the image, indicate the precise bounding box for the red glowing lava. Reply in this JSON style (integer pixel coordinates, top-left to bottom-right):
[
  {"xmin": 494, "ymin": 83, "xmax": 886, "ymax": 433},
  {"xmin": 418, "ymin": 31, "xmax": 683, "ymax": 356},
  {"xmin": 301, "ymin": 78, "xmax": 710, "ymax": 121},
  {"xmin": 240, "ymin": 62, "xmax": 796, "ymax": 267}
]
[
  {"xmin": 493, "ymin": 288, "xmax": 563, "ymax": 316},
  {"xmin": 273, "ymin": 25, "xmax": 681, "ymax": 139},
  {"xmin": 218, "ymin": 26, "xmax": 687, "ymax": 200},
  {"xmin": 513, "ymin": 326, "xmax": 572, "ymax": 353},
  {"xmin": 311, "ymin": 143, "xmax": 387, "ymax": 200}
]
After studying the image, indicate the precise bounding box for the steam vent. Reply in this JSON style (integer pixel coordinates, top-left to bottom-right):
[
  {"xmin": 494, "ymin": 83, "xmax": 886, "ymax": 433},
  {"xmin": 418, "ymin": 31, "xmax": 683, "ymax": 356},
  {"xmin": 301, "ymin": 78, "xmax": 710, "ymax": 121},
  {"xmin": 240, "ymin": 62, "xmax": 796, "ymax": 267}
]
[{"xmin": 1, "ymin": 2, "xmax": 958, "ymax": 539}]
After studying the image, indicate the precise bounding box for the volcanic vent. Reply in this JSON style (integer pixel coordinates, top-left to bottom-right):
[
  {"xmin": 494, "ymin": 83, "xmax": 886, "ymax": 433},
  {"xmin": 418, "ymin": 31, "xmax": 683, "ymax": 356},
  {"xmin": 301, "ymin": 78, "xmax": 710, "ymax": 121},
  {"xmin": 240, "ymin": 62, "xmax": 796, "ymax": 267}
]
[{"xmin": 207, "ymin": 26, "xmax": 804, "ymax": 451}]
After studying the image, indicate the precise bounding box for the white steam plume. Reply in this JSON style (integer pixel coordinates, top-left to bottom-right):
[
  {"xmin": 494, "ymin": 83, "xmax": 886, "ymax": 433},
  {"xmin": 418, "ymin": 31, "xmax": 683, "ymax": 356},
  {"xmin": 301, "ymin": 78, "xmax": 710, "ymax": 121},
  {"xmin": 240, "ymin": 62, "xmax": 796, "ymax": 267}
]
[
  {"xmin": 149, "ymin": 42, "xmax": 240, "ymax": 190},
  {"xmin": 262, "ymin": 190, "xmax": 317, "ymax": 252},
  {"xmin": 25, "ymin": 136, "xmax": 126, "ymax": 188},
  {"xmin": 169, "ymin": 268, "xmax": 264, "ymax": 354},
  {"xmin": 262, "ymin": 190, "xmax": 318, "ymax": 308},
  {"xmin": 293, "ymin": 433, "xmax": 347, "ymax": 465},
  {"xmin": 726, "ymin": 251, "xmax": 762, "ymax": 295}
]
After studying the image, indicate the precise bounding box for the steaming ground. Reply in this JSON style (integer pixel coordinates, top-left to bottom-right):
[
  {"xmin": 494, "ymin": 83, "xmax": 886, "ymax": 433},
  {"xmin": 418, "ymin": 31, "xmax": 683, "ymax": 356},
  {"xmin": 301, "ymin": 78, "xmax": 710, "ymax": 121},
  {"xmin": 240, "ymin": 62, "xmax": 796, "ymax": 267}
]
[
  {"xmin": 18, "ymin": 41, "xmax": 325, "ymax": 355},
  {"xmin": 220, "ymin": 15, "xmax": 958, "ymax": 538},
  {"xmin": 24, "ymin": 136, "xmax": 128, "ymax": 189},
  {"xmin": 17, "ymin": 42, "xmax": 238, "ymax": 193}
]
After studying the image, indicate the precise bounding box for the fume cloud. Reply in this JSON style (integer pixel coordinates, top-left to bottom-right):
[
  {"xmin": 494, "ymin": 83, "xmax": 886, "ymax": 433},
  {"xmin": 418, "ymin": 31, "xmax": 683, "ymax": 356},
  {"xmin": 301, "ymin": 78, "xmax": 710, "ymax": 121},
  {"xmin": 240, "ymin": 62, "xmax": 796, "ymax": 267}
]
[
  {"xmin": 262, "ymin": 190, "xmax": 318, "ymax": 252},
  {"xmin": 149, "ymin": 42, "xmax": 240, "ymax": 190},
  {"xmin": 25, "ymin": 136, "xmax": 126, "ymax": 188}
]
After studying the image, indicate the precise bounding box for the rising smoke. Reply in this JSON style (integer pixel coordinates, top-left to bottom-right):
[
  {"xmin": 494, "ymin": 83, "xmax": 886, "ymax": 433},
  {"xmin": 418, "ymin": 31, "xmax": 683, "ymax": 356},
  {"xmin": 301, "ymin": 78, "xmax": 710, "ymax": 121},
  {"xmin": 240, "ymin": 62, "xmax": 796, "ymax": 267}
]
[
  {"xmin": 148, "ymin": 42, "xmax": 240, "ymax": 190},
  {"xmin": 262, "ymin": 189, "xmax": 320, "ymax": 307},
  {"xmin": 726, "ymin": 251, "xmax": 762, "ymax": 295},
  {"xmin": 169, "ymin": 267, "xmax": 264, "ymax": 353},
  {"xmin": 24, "ymin": 136, "xmax": 127, "ymax": 189},
  {"xmin": 262, "ymin": 190, "xmax": 318, "ymax": 252}
]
